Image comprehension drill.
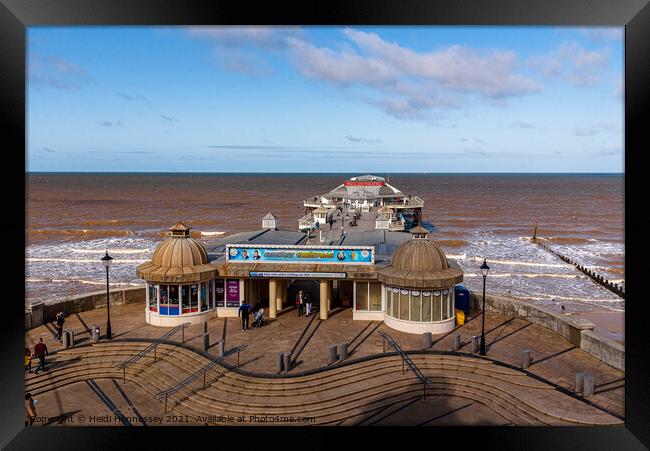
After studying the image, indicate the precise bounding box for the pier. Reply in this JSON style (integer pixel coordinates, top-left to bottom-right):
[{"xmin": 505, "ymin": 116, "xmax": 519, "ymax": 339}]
[{"xmin": 532, "ymin": 239, "xmax": 625, "ymax": 299}]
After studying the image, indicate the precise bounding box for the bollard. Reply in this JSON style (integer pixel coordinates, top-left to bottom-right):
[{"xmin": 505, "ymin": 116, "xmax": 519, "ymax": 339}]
[
  {"xmin": 471, "ymin": 335, "xmax": 480, "ymax": 353},
  {"xmin": 283, "ymin": 352, "xmax": 292, "ymax": 373},
  {"xmin": 575, "ymin": 372, "xmax": 585, "ymax": 394},
  {"xmin": 328, "ymin": 345, "xmax": 339, "ymax": 365},
  {"xmin": 421, "ymin": 332, "xmax": 432, "ymax": 350},
  {"xmin": 338, "ymin": 342, "xmax": 349, "ymax": 361},
  {"xmin": 203, "ymin": 332, "xmax": 210, "ymax": 351},
  {"xmin": 68, "ymin": 330, "xmax": 74, "ymax": 347},
  {"xmin": 583, "ymin": 374, "xmax": 594, "ymax": 397},
  {"xmin": 62, "ymin": 330, "xmax": 70, "ymax": 348},
  {"xmin": 452, "ymin": 333, "xmax": 461, "ymax": 352},
  {"xmin": 92, "ymin": 325, "xmax": 100, "ymax": 342},
  {"xmin": 218, "ymin": 339, "xmax": 225, "ymax": 358},
  {"xmin": 522, "ymin": 349, "xmax": 532, "ymax": 369},
  {"xmin": 276, "ymin": 352, "xmax": 285, "ymax": 373}
]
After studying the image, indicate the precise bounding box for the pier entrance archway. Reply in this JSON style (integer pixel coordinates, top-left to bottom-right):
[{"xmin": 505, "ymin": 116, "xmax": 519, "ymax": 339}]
[{"xmin": 287, "ymin": 279, "xmax": 320, "ymax": 309}]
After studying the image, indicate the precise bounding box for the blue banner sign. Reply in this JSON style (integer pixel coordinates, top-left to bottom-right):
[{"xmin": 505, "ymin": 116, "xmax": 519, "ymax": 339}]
[
  {"xmin": 249, "ymin": 271, "xmax": 347, "ymax": 278},
  {"xmin": 226, "ymin": 244, "xmax": 374, "ymax": 265}
]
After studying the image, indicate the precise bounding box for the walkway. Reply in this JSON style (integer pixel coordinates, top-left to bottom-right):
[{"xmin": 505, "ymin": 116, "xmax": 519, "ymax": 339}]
[{"xmin": 25, "ymin": 301, "xmax": 624, "ymax": 425}]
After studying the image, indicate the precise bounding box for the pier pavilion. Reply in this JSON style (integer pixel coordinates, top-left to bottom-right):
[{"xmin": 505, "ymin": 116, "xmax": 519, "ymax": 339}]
[
  {"xmin": 136, "ymin": 216, "xmax": 464, "ymax": 335},
  {"xmin": 136, "ymin": 222, "xmax": 217, "ymax": 326}
]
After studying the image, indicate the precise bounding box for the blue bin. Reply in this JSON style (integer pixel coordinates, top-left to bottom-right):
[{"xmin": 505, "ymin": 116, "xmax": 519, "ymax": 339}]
[{"xmin": 454, "ymin": 285, "xmax": 470, "ymax": 314}]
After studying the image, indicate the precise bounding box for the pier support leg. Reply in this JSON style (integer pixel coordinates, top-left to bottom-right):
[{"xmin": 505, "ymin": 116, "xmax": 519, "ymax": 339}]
[
  {"xmin": 276, "ymin": 280, "xmax": 284, "ymax": 311},
  {"xmin": 269, "ymin": 279, "xmax": 277, "ymax": 319},
  {"xmin": 320, "ymin": 280, "xmax": 329, "ymax": 320}
]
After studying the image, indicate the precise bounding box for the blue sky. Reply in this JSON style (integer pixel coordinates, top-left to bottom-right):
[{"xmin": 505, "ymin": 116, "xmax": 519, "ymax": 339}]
[{"xmin": 27, "ymin": 26, "xmax": 623, "ymax": 173}]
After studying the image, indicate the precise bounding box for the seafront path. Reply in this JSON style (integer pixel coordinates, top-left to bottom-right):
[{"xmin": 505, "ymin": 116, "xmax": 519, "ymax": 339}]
[{"xmin": 25, "ymin": 302, "xmax": 624, "ymax": 426}]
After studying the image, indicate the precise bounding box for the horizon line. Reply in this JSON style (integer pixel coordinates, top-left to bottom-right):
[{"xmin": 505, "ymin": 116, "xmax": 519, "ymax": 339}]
[{"xmin": 26, "ymin": 171, "xmax": 625, "ymax": 175}]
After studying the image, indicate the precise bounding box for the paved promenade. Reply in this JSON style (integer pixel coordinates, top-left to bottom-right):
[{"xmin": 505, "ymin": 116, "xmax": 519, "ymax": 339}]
[{"xmin": 25, "ymin": 301, "xmax": 624, "ymax": 425}]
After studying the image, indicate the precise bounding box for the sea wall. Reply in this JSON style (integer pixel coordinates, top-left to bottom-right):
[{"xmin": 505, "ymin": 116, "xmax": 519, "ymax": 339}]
[
  {"xmin": 468, "ymin": 292, "xmax": 624, "ymax": 372},
  {"xmin": 25, "ymin": 287, "xmax": 145, "ymax": 330},
  {"xmin": 580, "ymin": 329, "xmax": 625, "ymax": 372}
]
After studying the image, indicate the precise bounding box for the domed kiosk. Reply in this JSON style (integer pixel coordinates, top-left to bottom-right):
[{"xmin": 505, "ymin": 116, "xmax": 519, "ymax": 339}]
[
  {"xmin": 136, "ymin": 222, "xmax": 217, "ymax": 326},
  {"xmin": 377, "ymin": 226, "xmax": 464, "ymax": 334}
]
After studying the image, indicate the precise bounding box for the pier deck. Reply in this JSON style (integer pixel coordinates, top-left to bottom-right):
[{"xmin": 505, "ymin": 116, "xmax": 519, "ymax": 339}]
[{"xmin": 26, "ymin": 300, "xmax": 624, "ymax": 425}]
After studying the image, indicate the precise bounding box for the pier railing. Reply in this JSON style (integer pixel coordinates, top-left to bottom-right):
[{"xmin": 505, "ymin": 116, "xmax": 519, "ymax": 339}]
[
  {"xmin": 114, "ymin": 322, "xmax": 190, "ymax": 381},
  {"xmin": 385, "ymin": 196, "xmax": 424, "ymax": 209},
  {"xmin": 298, "ymin": 213, "xmax": 313, "ymax": 231},
  {"xmin": 378, "ymin": 331, "xmax": 432, "ymax": 399},
  {"xmin": 156, "ymin": 344, "xmax": 247, "ymax": 413}
]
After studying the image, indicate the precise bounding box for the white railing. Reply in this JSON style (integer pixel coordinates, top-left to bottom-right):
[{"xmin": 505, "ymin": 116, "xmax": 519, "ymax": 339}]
[
  {"xmin": 298, "ymin": 214, "xmax": 314, "ymax": 230},
  {"xmin": 385, "ymin": 195, "xmax": 424, "ymax": 209}
]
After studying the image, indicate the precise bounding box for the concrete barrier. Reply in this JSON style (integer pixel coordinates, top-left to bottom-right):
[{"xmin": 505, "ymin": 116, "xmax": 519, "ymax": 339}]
[
  {"xmin": 468, "ymin": 292, "xmax": 624, "ymax": 372},
  {"xmin": 25, "ymin": 287, "xmax": 145, "ymax": 330},
  {"xmin": 580, "ymin": 329, "xmax": 625, "ymax": 372}
]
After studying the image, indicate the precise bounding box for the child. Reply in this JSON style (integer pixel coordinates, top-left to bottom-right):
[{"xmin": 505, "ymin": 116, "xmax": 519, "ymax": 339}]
[{"xmin": 24, "ymin": 347, "xmax": 32, "ymax": 373}]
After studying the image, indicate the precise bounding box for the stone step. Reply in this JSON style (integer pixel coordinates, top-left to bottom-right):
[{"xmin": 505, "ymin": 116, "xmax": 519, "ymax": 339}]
[{"xmin": 33, "ymin": 342, "xmax": 621, "ymax": 426}]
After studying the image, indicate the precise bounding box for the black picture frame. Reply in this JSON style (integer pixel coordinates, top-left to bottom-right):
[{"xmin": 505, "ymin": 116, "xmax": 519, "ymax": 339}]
[{"xmin": 2, "ymin": 0, "xmax": 649, "ymax": 448}]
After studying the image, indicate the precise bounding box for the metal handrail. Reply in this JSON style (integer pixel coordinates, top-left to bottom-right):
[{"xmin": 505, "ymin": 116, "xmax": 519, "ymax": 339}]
[
  {"xmin": 114, "ymin": 322, "xmax": 191, "ymax": 371},
  {"xmin": 378, "ymin": 331, "xmax": 432, "ymax": 395},
  {"xmin": 156, "ymin": 344, "xmax": 247, "ymax": 413}
]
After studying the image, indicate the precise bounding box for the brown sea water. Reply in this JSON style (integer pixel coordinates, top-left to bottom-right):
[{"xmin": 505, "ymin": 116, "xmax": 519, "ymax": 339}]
[{"xmin": 26, "ymin": 173, "xmax": 624, "ymax": 315}]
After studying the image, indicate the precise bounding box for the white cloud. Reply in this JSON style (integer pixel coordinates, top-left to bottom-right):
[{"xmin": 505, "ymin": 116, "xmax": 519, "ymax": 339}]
[
  {"xmin": 571, "ymin": 123, "xmax": 618, "ymax": 137},
  {"xmin": 342, "ymin": 29, "xmax": 540, "ymax": 98},
  {"xmin": 578, "ymin": 28, "xmax": 623, "ymax": 42},
  {"xmin": 285, "ymin": 30, "xmax": 539, "ymax": 121},
  {"xmin": 287, "ymin": 36, "xmax": 399, "ymax": 88},
  {"xmin": 528, "ymin": 41, "xmax": 611, "ymax": 86},
  {"xmin": 187, "ymin": 26, "xmax": 300, "ymax": 49},
  {"xmin": 29, "ymin": 55, "xmax": 93, "ymax": 90},
  {"xmin": 189, "ymin": 27, "xmax": 541, "ymax": 122}
]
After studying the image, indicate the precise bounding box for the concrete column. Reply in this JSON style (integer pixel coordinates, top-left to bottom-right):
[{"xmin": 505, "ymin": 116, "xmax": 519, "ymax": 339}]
[
  {"xmin": 422, "ymin": 332, "xmax": 432, "ymax": 350},
  {"xmin": 239, "ymin": 279, "xmax": 245, "ymax": 304},
  {"xmin": 277, "ymin": 352, "xmax": 285, "ymax": 373},
  {"xmin": 338, "ymin": 342, "xmax": 349, "ymax": 360},
  {"xmin": 452, "ymin": 333, "xmax": 461, "ymax": 351},
  {"xmin": 276, "ymin": 279, "xmax": 284, "ymax": 311},
  {"xmin": 522, "ymin": 349, "xmax": 532, "ymax": 369},
  {"xmin": 583, "ymin": 374, "xmax": 594, "ymax": 397},
  {"xmin": 328, "ymin": 345, "xmax": 338, "ymax": 364},
  {"xmin": 283, "ymin": 281, "xmax": 288, "ymax": 305},
  {"xmin": 471, "ymin": 335, "xmax": 480, "ymax": 353},
  {"xmin": 575, "ymin": 372, "xmax": 585, "ymax": 393},
  {"xmin": 327, "ymin": 280, "xmax": 332, "ymax": 311},
  {"xmin": 320, "ymin": 280, "xmax": 329, "ymax": 320},
  {"xmin": 269, "ymin": 279, "xmax": 277, "ymax": 319},
  {"xmin": 283, "ymin": 352, "xmax": 292, "ymax": 373}
]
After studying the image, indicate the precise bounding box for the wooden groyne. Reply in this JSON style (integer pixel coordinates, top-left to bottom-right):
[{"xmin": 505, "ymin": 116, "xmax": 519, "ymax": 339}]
[{"xmin": 532, "ymin": 239, "xmax": 625, "ymax": 299}]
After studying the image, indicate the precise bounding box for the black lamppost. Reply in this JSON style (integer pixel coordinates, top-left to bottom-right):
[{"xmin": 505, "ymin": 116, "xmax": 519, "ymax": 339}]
[
  {"xmin": 101, "ymin": 251, "xmax": 113, "ymax": 339},
  {"xmin": 479, "ymin": 259, "xmax": 490, "ymax": 355}
]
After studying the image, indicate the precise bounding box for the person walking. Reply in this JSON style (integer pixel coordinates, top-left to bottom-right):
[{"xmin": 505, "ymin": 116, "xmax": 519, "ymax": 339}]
[
  {"xmin": 25, "ymin": 393, "xmax": 37, "ymax": 426},
  {"xmin": 34, "ymin": 338, "xmax": 48, "ymax": 374},
  {"xmin": 55, "ymin": 312, "xmax": 65, "ymax": 341},
  {"xmin": 296, "ymin": 290, "xmax": 304, "ymax": 316},
  {"xmin": 238, "ymin": 300, "xmax": 252, "ymax": 331},
  {"xmin": 305, "ymin": 292, "xmax": 313, "ymax": 316},
  {"xmin": 24, "ymin": 347, "xmax": 33, "ymax": 373}
]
